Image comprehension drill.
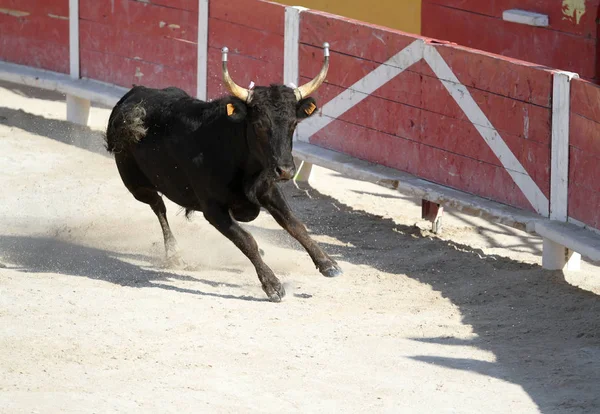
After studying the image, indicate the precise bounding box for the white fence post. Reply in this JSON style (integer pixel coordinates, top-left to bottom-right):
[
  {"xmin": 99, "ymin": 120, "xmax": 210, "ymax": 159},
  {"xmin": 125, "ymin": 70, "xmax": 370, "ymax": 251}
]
[
  {"xmin": 67, "ymin": 0, "xmax": 90, "ymax": 125},
  {"xmin": 285, "ymin": 6, "xmax": 313, "ymax": 183},
  {"xmin": 197, "ymin": 0, "xmax": 209, "ymax": 101},
  {"xmin": 545, "ymin": 70, "xmax": 580, "ymax": 270}
]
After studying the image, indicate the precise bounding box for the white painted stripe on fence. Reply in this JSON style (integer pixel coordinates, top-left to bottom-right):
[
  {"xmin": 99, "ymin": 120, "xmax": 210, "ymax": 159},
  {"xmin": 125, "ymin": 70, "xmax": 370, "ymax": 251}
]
[
  {"xmin": 551, "ymin": 71, "xmax": 578, "ymax": 221},
  {"xmin": 297, "ymin": 39, "xmax": 425, "ymax": 141},
  {"xmin": 197, "ymin": 0, "xmax": 209, "ymax": 100},
  {"xmin": 68, "ymin": 0, "xmax": 79, "ymax": 78},
  {"xmin": 284, "ymin": 6, "xmax": 307, "ymax": 87},
  {"xmin": 423, "ymin": 45, "xmax": 550, "ymax": 216}
]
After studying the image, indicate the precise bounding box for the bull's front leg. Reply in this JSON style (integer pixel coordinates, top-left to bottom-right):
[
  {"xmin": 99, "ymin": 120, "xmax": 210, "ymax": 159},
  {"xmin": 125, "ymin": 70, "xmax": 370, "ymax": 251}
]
[
  {"xmin": 203, "ymin": 203, "xmax": 285, "ymax": 302},
  {"xmin": 258, "ymin": 184, "xmax": 343, "ymax": 278}
]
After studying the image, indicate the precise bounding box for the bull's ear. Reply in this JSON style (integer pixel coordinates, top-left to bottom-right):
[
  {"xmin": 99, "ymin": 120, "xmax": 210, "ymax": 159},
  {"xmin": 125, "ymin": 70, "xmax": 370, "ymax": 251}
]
[
  {"xmin": 296, "ymin": 97, "xmax": 318, "ymax": 119},
  {"xmin": 224, "ymin": 99, "xmax": 247, "ymax": 123}
]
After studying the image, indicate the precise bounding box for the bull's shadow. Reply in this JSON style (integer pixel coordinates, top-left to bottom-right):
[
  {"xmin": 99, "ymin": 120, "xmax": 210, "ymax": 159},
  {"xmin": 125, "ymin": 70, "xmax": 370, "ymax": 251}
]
[
  {"xmin": 0, "ymin": 106, "xmax": 109, "ymax": 157},
  {"xmin": 0, "ymin": 235, "xmax": 267, "ymax": 302},
  {"xmin": 276, "ymin": 184, "xmax": 600, "ymax": 414}
]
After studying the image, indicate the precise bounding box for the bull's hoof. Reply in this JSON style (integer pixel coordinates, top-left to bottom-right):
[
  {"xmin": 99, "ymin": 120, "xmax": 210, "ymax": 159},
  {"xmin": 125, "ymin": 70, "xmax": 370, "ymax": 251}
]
[
  {"xmin": 165, "ymin": 254, "xmax": 186, "ymax": 269},
  {"xmin": 321, "ymin": 263, "xmax": 343, "ymax": 278},
  {"xmin": 263, "ymin": 282, "xmax": 286, "ymax": 303}
]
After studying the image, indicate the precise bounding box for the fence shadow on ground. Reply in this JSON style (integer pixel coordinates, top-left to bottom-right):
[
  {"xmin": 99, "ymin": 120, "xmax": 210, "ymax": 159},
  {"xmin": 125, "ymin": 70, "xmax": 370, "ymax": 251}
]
[{"xmin": 278, "ymin": 183, "xmax": 600, "ymax": 414}]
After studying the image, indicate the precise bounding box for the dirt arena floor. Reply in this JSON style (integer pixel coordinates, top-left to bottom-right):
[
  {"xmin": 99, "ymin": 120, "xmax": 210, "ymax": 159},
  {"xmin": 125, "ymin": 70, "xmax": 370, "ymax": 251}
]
[{"xmin": 1, "ymin": 80, "xmax": 599, "ymax": 413}]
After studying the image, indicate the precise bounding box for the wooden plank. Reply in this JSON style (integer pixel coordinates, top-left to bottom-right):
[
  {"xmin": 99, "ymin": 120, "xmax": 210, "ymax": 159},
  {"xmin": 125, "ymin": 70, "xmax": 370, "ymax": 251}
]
[
  {"xmin": 300, "ymin": 40, "xmax": 553, "ymax": 110},
  {"xmin": 422, "ymin": 0, "xmax": 599, "ymax": 37},
  {"xmin": 80, "ymin": 49, "xmax": 196, "ymax": 95},
  {"xmin": 80, "ymin": 0, "xmax": 197, "ymax": 43},
  {"xmin": 570, "ymin": 113, "xmax": 600, "ymax": 155},
  {"xmin": 206, "ymin": 47, "xmax": 282, "ymax": 99},
  {"xmin": 0, "ymin": 36, "xmax": 69, "ymax": 73},
  {"xmin": 571, "ymin": 78, "xmax": 600, "ymax": 120},
  {"xmin": 432, "ymin": 43, "xmax": 553, "ymax": 107},
  {"xmin": 568, "ymin": 184, "xmax": 600, "ymax": 229},
  {"xmin": 569, "ymin": 146, "xmax": 600, "ymax": 194},
  {"xmin": 0, "ymin": 14, "xmax": 69, "ymax": 44},
  {"xmin": 422, "ymin": 74, "xmax": 551, "ymax": 144},
  {"xmin": 309, "ymin": 118, "xmax": 536, "ymax": 212},
  {"xmin": 79, "ymin": 20, "xmax": 197, "ymax": 69},
  {"xmin": 209, "ymin": 0, "xmax": 285, "ymax": 35},
  {"xmin": 0, "ymin": 0, "xmax": 69, "ymax": 16},
  {"xmin": 208, "ymin": 18, "xmax": 284, "ymax": 68},
  {"xmin": 297, "ymin": 61, "xmax": 425, "ymax": 111},
  {"xmin": 299, "ymin": 72, "xmax": 551, "ymax": 195},
  {"xmin": 137, "ymin": 0, "xmax": 198, "ymax": 11},
  {"xmin": 300, "ymin": 10, "xmax": 422, "ymax": 65},
  {"xmin": 422, "ymin": 3, "xmax": 597, "ymax": 80}
]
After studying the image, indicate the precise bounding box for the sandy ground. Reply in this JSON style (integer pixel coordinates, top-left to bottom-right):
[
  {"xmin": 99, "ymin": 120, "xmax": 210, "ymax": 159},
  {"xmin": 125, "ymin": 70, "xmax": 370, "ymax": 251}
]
[{"xmin": 0, "ymin": 80, "xmax": 599, "ymax": 413}]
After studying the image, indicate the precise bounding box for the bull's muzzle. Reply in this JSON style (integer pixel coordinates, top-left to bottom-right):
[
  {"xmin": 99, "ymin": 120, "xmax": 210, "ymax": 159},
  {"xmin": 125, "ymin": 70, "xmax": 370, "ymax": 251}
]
[{"xmin": 275, "ymin": 165, "xmax": 296, "ymax": 181}]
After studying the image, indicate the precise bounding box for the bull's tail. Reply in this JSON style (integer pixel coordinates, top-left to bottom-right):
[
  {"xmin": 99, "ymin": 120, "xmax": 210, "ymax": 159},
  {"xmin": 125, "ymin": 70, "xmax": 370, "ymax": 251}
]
[{"xmin": 105, "ymin": 102, "xmax": 148, "ymax": 154}]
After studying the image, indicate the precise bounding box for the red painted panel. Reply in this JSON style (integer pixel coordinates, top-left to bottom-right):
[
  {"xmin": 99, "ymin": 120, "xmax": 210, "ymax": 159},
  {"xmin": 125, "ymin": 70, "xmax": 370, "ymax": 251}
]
[
  {"xmin": 209, "ymin": 0, "xmax": 285, "ymax": 35},
  {"xmin": 420, "ymin": 111, "xmax": 550, "ymax": 198},
  {"xmin": 300, "ymin": 10, "xmax": 423, "ymax": 64},
  {"xmin": 0, "ymin": 2, "xmax": 69, "ymax": 73},
  {"xmin": 310, "ymin": 119, "xmax": 534, "ymax": 212},
  {"xmin": 0, "ymin": 0, "xmax": 68, "ymax": 15},
  {"xmin": 299, "ymin": 45, "xmax": 426, "ymax": 108},
  {"xmin": 569, "ymin": 147, "xmax": 600, "ymax": 194},
  {"xmin": 570, "ymin": 114, "xmax": 600, "ymax": 155},
  {"xmin": 207, "ymin": 1, "xmax": 284, "ymax": 101},
  {"xmin": 80, "ymin": 49, "xmax": 196, "ymax": 95},
  {"xmin": 0, "ymin": 14, "xmax": 68, "ymax": 45},
  {"xmin": 422, "ymin": 2, "xmax": 597, "ymax": 80},
  {"xmin": 79, "ymin": 20, "xmax": 197, "ymax": 70},
  {"xmin": 432, "ymin": 43, "xmax": 553, "ymax": 107},
  {"xmin": 80, "ymin": 0, "xmax": 197, "ymax": 43},
  {"xmin": 568, "ymin": 187, "xmax": 600, "ymax": 228},
  {"xmin": 209, "ymin": 18, "xmax": 284, "ymax": 69},
  {"xmin": 421, "ymin": 74, "xmax": 551, "ymax": 145},
  {"xmin": 423, "ymin": 0, "xmax": 599, "ymax": 37},
  {"xmin": 0, "ymin": 36, "xmax": 69, "ymax": 73},
  {"xmin": 571, "ymin": 78, "xmax": 600, "ymax": 121},
  {"xmin": 569, "ymin": 146, "xmax": 600, "ymax": 228},
  {"xmin": 207, "ymin": 47, "xmax": 282, "ymax": 100},
  {"xmin": 141, "ymin": 0, "xmax": 198, "ymax": 11}
]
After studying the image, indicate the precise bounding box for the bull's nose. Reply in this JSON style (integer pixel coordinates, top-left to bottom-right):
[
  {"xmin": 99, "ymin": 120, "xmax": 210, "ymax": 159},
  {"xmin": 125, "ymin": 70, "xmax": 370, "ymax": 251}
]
[{"xmin": 275, "ymin": 166, "xmax": 296, "ymax": 181}]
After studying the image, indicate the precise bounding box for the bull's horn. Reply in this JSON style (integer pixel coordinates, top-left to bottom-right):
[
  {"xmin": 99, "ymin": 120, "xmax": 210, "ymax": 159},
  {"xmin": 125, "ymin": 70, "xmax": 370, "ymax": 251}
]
[
  {"xmin": 294, "ymin": 42, "xmax": 329, "ymax": 101},
  {"xmin": 221, "ymin": 47, "xmax": 252, "ymax": 103}
]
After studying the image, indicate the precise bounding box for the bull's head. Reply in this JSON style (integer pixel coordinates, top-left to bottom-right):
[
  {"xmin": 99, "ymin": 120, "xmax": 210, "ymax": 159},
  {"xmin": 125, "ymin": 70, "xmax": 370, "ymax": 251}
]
[{"xmin": 221, "ymin": 43, "xmax": 329, "ymax": 181}]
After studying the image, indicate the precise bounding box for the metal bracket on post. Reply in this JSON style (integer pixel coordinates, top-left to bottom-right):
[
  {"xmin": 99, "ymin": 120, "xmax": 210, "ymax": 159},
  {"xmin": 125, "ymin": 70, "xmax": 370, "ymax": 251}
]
[{"xmin": 422, "ymin": 200, "xmax": 444, "ymax": 234}]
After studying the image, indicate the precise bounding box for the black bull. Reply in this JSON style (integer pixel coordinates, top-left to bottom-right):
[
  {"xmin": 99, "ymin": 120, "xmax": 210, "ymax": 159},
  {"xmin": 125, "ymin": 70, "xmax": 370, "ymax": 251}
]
[{"xmin": 104, "ymin": 44, "xmax": 342, "ymax": 302}]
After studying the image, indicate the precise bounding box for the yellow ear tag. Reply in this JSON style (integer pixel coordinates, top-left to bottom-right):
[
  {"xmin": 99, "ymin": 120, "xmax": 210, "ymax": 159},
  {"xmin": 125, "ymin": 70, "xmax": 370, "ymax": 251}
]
[
  {"xmin": 226, "ymin": 103, "xmax": 235, "ymax": 116},
  {"xmin": 304, "ymin": 102, "xmax": 317, "ymax": 115}
]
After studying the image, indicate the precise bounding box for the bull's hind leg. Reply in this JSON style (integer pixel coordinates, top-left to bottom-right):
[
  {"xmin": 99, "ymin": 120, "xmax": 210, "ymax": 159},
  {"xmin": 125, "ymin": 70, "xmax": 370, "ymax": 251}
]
[{"xmin": 115, "ymin": 155, "xmax": 183, "ymax": 267}]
